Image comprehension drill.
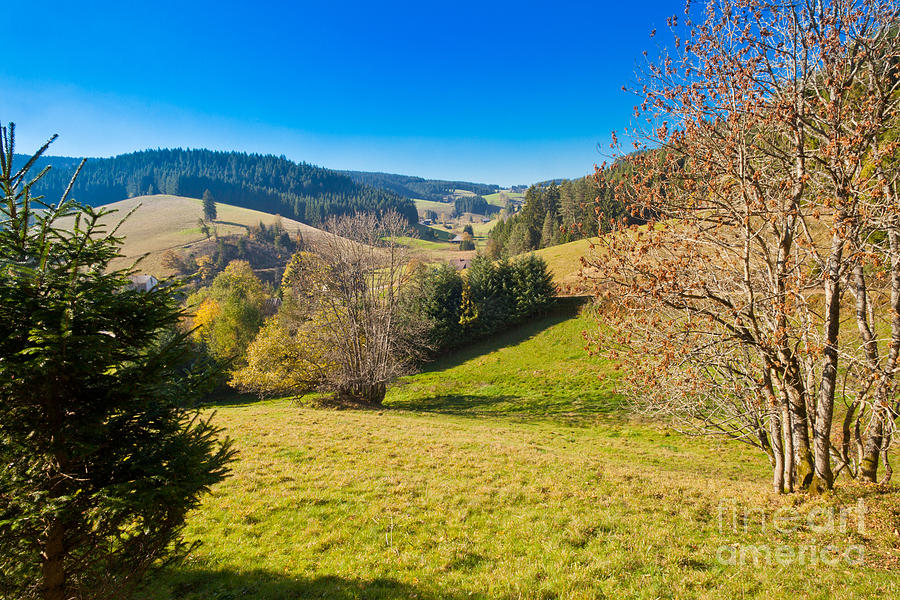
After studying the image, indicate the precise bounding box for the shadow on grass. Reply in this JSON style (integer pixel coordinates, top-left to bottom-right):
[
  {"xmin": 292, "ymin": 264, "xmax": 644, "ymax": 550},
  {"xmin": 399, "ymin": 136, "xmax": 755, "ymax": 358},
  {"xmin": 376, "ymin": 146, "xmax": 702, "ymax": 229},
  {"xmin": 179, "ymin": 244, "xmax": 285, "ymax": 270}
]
[
  {"xmin": 393, "ymin": 393, "xmax": 518, "ymax": 414},
  {"xmin": 198, "ymin": 387, "xmax": 266, "ymax": 408},
  {"xmin": 388, "ymin": 391, "xmax": 623, "ymax": 423},
  {"xmin": 420, "ymin": 297, "xmax": 588, "ymax": 375},
  {"xmin": 142, "ymin": 568, "xmax": 480, "ymax": 600},
  {"xmin": 213, "ymin": 220, "xmax": 251, "ymax": 230}
]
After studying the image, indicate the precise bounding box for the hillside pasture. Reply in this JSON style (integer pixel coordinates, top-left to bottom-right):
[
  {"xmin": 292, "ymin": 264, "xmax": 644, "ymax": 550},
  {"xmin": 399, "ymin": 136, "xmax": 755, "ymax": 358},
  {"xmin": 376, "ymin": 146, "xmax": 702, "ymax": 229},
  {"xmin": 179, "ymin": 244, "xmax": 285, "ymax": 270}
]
[
  {"xmin": 414, "ymin": 198, "xmax": 455, "ymax": 217},
  {"xmin": 136, "ymin": 308, "xmax": 900, "ymax": 600},
  {"xmin": 483, "ymin": 190, "xmax": 525, "ymax": 207},
  {"xmin": 404, "ymin": 220, "xmax": 496, "ymax": 263},
  {"xmin": 68, "ymin": 195, "xmax": 325, "ymax": 276},
  {"xmin": 530, "ymin": 238, "xmax": 596, "ymax": 292}
]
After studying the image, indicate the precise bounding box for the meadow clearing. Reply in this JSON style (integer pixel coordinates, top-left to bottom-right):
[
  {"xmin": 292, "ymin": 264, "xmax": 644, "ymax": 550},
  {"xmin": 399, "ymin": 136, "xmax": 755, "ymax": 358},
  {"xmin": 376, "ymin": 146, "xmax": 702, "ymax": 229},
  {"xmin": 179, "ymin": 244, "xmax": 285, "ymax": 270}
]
[
  {"xmin": 137, "ymin": 305, "xmax": 900, "ymax": 600},
  {"xmin": 71, "ymin": 195, "xmax": 324, "ymax": 276}
]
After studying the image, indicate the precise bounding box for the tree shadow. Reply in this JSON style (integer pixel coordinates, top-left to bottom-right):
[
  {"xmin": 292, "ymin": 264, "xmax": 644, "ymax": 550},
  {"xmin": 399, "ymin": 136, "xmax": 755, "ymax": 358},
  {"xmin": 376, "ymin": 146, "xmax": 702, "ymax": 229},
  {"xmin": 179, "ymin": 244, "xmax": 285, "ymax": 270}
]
[
  {"xmin": 213, "ymin": 220, "xmax": 251, "ymax": 229},
  {"xmin": 198, "ymin": 387, "xmax": 268, "ymax": 408},
  {"xmin": 142, "ymin": 567, "xmax": 484, "ymax": 600},
  {"xmin": 394, "ymin": 393, "xmax": 520, "ymax": 414},
  {"xmin": 420, "ymin": 296, "xmax": 589, "ymax": 375},
  {"xmin": 388, "ymin": 391, "xmax": 623, "ymax": 423}
]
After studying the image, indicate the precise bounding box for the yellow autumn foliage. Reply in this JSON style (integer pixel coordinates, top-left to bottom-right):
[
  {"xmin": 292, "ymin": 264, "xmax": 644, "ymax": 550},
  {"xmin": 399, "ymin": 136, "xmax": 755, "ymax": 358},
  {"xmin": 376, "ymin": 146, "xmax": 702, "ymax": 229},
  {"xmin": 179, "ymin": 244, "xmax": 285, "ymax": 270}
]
[
  {"xmin": 195, "ymin": 254, "xmax": 214, "ymax": 281},
  {"xmin": 281, "ymin": 251, "xmax": 328, "ymax": 297},
  {"xmin": 192, "ymin": 298, "xmax": 221, "ymax": 346},
  {"xmin": 228, "ymin": 319, "xmax": 328, "ymax": 397}
]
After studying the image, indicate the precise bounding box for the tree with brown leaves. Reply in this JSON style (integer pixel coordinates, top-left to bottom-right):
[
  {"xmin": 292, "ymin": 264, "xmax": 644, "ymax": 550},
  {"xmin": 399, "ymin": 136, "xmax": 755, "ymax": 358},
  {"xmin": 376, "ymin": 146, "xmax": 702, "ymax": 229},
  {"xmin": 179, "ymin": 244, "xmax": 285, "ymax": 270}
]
[{"xmin": 585, "ymin": 0, "xmax": 900, "ymax": 492}]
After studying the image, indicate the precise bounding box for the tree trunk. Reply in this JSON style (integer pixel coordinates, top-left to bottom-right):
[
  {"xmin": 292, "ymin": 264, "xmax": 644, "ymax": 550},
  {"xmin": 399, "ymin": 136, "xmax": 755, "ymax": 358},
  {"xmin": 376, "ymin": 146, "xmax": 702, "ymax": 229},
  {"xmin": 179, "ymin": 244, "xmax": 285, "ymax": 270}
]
[
  {"xmin": 850, "ymin": 262, "xmax": 885, "ymax": 484},
  {"xmin": 860, "ymin": 424, "xmax": 884, "ymax": 483},
  {"xmin": 860, "ymin": 226, "xmax": 900, "ymax": 482},
  {"xmin": 339, "ymin": 381, "xmax": 386, "ymax": 406},
  {"xmin": 784, "ymin": 363, "xmax": 814, "ymax": 489},
  {"xmin": 838, "ymin": 400, "xmax": 859, "ymax": 478},
  {"xmin": 781, "ymin": 401, "xmax": 795, "ymax": 493},
  {"xmin": 41, "ymin": 519, "xmax": 66, "ymax": 600},
  {"xmin": 762, "ymin": 369, "xmax": 786, "ymax": 493},
  {"xmin": 883, "ymin": 437, "xmax": 894, "ymax": 483},
  {"xmin": 812, "ymin": 231, "xmax": 844, "ymax": 492},
  {"xmin": 770, "ymin": 411, "xmax": 785, "ymax": 494}
]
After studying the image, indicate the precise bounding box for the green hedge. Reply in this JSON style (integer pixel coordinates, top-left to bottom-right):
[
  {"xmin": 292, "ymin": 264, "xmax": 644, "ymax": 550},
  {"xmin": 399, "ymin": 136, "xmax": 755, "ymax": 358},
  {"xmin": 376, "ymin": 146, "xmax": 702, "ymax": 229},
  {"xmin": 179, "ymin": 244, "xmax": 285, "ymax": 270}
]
[{"xmin": 413, "ymin": 254, "xmax": 556, "ymax": 352}]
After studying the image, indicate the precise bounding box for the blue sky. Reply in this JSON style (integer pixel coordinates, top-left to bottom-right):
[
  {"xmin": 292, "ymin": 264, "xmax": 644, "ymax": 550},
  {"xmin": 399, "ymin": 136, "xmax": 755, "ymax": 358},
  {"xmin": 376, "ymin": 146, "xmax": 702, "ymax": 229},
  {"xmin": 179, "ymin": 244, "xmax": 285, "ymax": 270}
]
[{"xmin": 2, "ymin": 0, "xmax": 680, "ymax": 186}]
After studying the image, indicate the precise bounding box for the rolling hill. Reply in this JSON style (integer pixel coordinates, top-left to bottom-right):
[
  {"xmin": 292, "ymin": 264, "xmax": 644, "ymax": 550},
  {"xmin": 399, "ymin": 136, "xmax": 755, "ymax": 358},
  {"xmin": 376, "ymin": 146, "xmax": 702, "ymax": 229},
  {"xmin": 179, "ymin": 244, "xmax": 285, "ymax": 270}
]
[
  {"xmin": 532, "ymin": 238, "xmax": 596, "ymax": 292},
  {"xmin": 17, "ymin": 149, "xmax": 417, "ymax": 225},
  {"xmin": 71, "ymin": 194, "xmax": 327, "ymax": 277},
  {"xmin": 340, "ymin": 170, "xmax": 499, "ymax": 203}
]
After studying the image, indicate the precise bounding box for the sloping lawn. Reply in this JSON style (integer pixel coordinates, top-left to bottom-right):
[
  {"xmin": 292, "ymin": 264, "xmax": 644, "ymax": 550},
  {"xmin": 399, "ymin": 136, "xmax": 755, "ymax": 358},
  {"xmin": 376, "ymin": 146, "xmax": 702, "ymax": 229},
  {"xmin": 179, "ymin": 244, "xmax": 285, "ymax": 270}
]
[
  {"xmin": 138, "ymin": 310, "xmax": 900, "ymax": 599},
  {"xmin": 386, "ymin": 306, "xmax": 621, "ymax": 420}
]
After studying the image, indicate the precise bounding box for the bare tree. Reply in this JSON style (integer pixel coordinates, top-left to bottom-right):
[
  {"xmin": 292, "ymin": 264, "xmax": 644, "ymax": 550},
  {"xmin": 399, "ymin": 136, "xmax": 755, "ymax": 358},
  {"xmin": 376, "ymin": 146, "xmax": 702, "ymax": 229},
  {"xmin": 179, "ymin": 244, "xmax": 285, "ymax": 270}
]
[
  {"xmin": 280, "ymin": 211, "xmax": 429, "ymax": 405},
  {"xmin": 585, "ymin": 0, "xmax": 900, "ymax": 492}
]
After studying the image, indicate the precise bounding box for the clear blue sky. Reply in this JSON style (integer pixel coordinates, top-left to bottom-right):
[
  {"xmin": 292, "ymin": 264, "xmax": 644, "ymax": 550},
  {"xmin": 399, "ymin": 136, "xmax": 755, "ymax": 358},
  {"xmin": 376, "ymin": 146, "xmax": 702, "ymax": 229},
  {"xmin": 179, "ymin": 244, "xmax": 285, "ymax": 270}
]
[{"xmin": 2, "ymin": 0, "xmax": 680, "ymax": 186}]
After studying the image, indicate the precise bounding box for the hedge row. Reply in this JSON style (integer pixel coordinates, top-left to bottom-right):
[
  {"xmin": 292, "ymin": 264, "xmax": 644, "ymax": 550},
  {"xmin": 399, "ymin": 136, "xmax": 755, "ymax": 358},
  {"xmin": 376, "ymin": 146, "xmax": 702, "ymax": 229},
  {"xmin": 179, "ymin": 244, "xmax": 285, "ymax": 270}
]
[{"xmin": 413, "ymin": 254, "xmax": 556, "ymax": 351}]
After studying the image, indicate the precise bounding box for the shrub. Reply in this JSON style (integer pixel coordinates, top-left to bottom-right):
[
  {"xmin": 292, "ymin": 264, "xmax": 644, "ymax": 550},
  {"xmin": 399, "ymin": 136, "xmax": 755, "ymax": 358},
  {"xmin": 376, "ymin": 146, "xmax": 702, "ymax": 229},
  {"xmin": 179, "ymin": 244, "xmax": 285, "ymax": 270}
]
[{"xmin": 413, "ymin": 263, "xmax": 465, "ymax": 348}]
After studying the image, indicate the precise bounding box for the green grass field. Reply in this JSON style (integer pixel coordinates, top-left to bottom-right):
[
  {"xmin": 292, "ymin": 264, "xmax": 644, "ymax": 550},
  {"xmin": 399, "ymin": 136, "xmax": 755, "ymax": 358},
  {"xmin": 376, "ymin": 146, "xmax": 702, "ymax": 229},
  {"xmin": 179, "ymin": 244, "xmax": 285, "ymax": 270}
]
[
  {"xmin": 414, "ymin": 224, "xmax": 453, "ymax": 242},
  {"xmin": 529, "ymin": 238, "xmax": 596, "ymax": 292},
  {"xmin": 416, "ymin": 191, "xmax": 522, "ymax": 213},
  {"xmin": 387, "ymin": 303, "xmax": 619, "ymax": 419},
  {"xmin": 467, "ymin": 217, "xmax": 500, "ymax": 237},
  {"xmin": 414, "ymin": 198, "xmax": 455, "ymax": 216},
  {"xmin": 137, "ymin": 305, "xmax": 900, "ymax": 600},
  {"xmin": 484, "ymin": 190, "xmax": 525, "ymax": 207},
  {"xmin": 401, "ymin": 220, "xmax": 498, "ymax": 262},
  {"xmin": 395, "ymin": 235, "xmax": 459, "ymax": 254}
]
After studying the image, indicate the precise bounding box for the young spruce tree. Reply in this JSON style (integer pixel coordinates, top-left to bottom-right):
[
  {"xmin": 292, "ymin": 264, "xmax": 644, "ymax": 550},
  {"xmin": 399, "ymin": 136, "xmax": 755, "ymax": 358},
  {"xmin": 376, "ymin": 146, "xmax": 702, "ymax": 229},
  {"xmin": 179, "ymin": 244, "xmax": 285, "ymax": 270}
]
[
  {"xmin": 202, "ymin": 188, "xmax": 217, "ymax": 222},
  {"xmin": 0, "ymin": 124, "xmax": 234, "ymax": 599}
]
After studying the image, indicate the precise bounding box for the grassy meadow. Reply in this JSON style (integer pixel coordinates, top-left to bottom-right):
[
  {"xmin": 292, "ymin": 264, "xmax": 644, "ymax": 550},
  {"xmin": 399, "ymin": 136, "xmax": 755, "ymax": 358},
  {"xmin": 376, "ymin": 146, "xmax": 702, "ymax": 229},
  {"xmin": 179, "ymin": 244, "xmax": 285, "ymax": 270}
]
[
  {"xmin": 483, "ymin": 190, "xmax": 525, "ymax": 207},
  {"xmin": 137, "ymin": 304, "xmax": 900, "ymax": 600},
  {"xmin": 404, "ymin": 218, "xmax": 499, "ymax": 261},
  {"xmin": 531, "ymin": 238, "xmax": 596, "ymax": 292},
  {"xmin": 77, "ymin": 195, "xmax": 324, "ymax": 276},
  {"xmin": 413, "ymin": 198, "xmax": 456, "ymax": 216}
]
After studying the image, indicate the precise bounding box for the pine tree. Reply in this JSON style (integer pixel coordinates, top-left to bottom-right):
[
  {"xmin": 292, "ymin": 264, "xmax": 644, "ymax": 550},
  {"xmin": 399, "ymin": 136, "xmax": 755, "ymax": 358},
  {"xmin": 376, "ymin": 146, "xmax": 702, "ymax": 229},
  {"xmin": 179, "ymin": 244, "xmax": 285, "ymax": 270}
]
[
  {"xmin": 506, "ymin": 220, "xmax": 532, "ymax": 257},
  {"xmin": 202, "ymin": 188, "xmax": 217, "ymax": 222},
  {"xmin": 0, "ymin": 125, "xmax": 234, "ymax": 600},
  {"xmin": 540, "ymin": 211, "xmax": 558, "ymax": 248}
]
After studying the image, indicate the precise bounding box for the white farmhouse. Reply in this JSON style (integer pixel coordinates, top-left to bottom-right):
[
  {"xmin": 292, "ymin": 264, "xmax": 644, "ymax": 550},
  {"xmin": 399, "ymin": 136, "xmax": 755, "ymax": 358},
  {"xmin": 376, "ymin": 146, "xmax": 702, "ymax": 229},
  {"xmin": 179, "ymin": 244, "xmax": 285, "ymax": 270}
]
[{"xmin": 128, "ymin": 274, "xmax": 158, "ymax": 292}]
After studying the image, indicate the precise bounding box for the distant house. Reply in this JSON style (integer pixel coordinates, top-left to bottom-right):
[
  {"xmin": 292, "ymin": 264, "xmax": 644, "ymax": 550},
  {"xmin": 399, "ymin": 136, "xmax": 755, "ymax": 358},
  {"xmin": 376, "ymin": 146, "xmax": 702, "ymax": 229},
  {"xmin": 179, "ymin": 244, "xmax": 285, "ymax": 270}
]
[
  {"xmin": 262, "ymin": 297, "xmax": 283, "ymax": 316},
  {"xmin": 420, "ymin": 218, "xmax": 433, "ymax": 225},
  {"xmin": 450, "ymin": 234, "xmax": 464, "ymax": 243},
  {"xmin": 128, "ymin": 274, "xmax": 158, "ymax": 292},
  {"xmin": 449, "ymin": 257, "xmax": 471, "ymax": 270}
]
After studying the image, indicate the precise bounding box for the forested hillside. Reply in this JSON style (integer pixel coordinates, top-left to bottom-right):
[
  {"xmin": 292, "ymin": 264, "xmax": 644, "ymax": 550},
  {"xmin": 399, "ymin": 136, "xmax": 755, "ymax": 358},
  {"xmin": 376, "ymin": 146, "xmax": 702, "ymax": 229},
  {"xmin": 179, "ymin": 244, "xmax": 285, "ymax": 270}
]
[
  {"xmin": 14, "ymin": 153, "xmax": 82, "ymax": 173},
  {"xmin": 453, "ymin": 194, "xmax": 499, "ymax": 216},
  {"xmin": 17, "ymin": 149, "xmax": 417, "ymax": 225},
  {"xmin": 488, "ymin": 159, "xmax": 638, "ymax": 257},
  {"xmin": 340, "ymin": 170, "xmax": 499, "ymax": 202}
]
